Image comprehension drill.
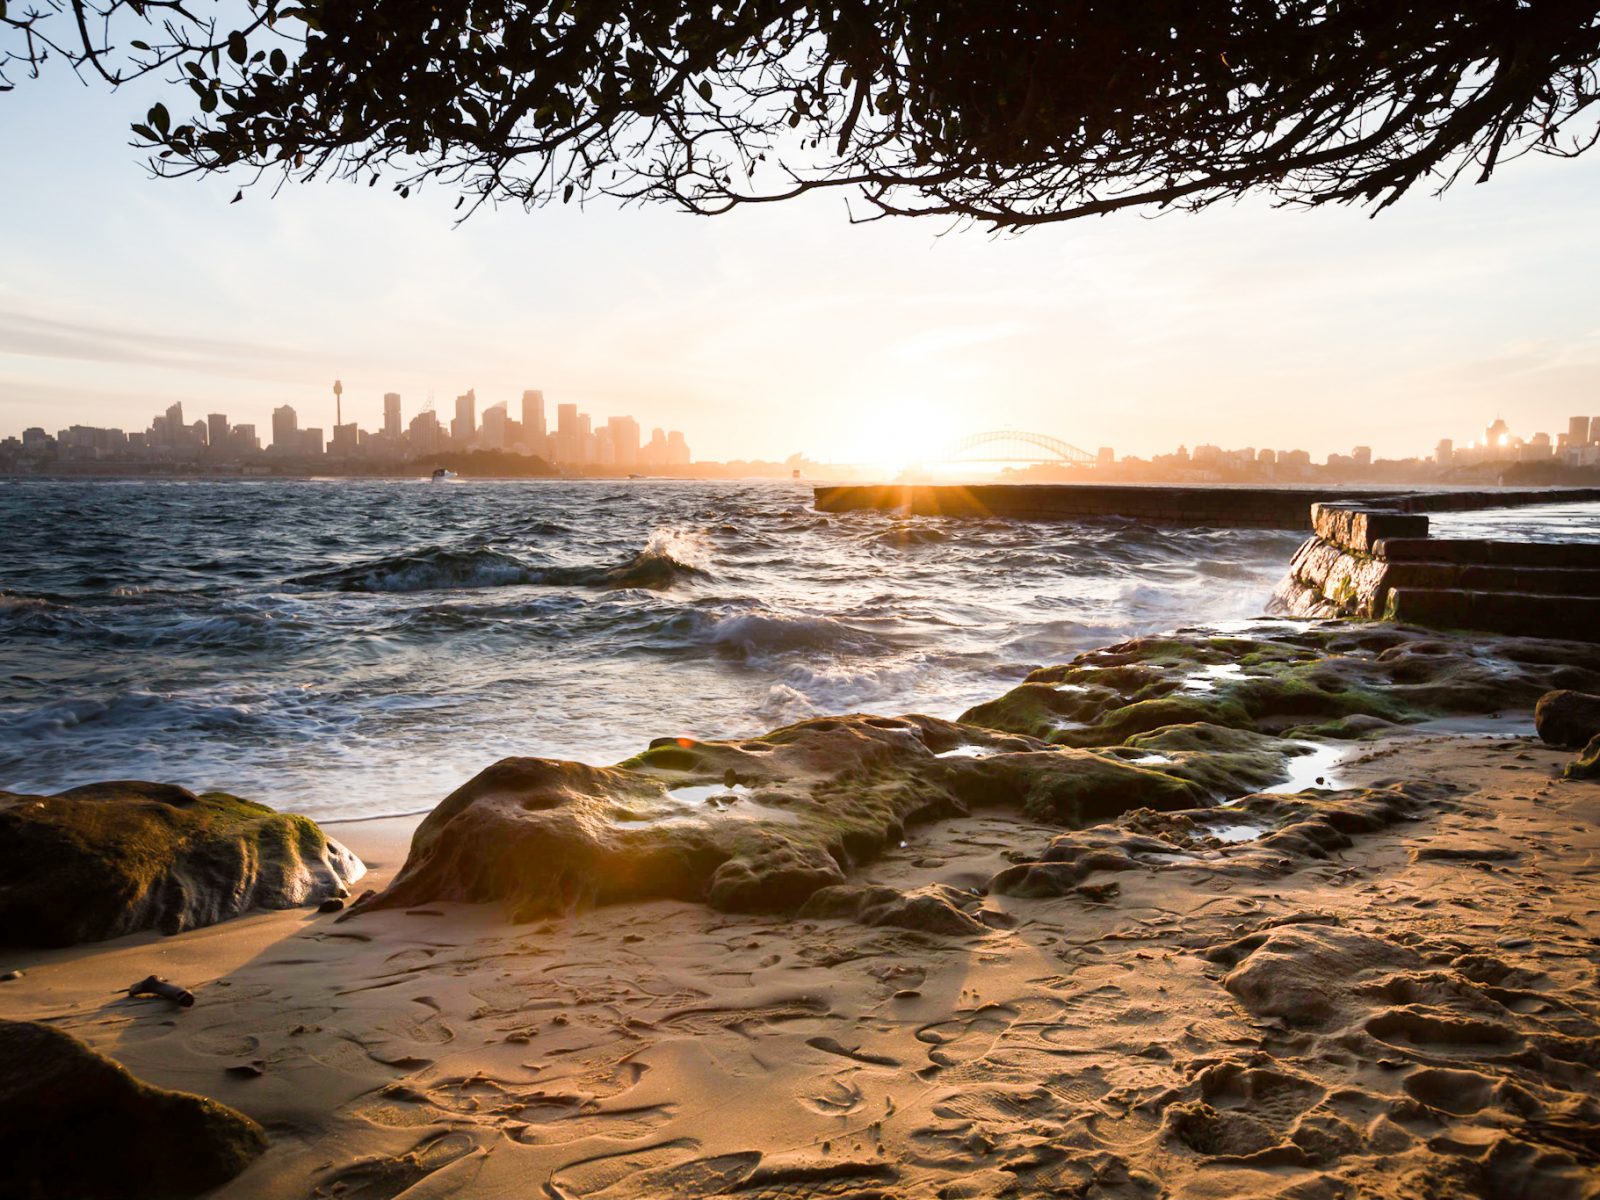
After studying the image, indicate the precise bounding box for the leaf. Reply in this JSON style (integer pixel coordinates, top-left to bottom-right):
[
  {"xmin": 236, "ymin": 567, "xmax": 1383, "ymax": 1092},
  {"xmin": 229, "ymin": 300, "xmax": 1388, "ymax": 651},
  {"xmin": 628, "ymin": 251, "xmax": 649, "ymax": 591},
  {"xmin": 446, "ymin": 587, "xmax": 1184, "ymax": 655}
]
[
  {"xmin": 697, "ymin": 79, "xmax": 712, "ymax": 101},
  {"xmin": 130, "ymin": 123, "xmax": 157, "ymax": 141},
  {"xmin": 231, "ymin": 190, "xmax": 243, "ymax": 203},
  {"xmin": 227, "ymin": 30, "xmax": 248, "ymax": 64},
  {"xmin": 270, "ymin": 47, "xmax": 287, "ymax": 74},
  {"xmin": 148, "ymin": 103, "xmax": 170, "ymax": 135},
  {"xmin": 130, "ymin": 39, "xmax": 150, "ymax": 51}
]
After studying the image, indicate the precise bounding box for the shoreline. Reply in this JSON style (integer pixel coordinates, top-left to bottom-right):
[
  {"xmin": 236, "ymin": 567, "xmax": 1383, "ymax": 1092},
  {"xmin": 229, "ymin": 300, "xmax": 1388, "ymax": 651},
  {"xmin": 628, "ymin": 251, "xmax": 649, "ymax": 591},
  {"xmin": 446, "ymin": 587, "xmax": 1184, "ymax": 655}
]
[{"xmin": 4, "ymin": 715, "xmax": 1596, "ymax": 1199}]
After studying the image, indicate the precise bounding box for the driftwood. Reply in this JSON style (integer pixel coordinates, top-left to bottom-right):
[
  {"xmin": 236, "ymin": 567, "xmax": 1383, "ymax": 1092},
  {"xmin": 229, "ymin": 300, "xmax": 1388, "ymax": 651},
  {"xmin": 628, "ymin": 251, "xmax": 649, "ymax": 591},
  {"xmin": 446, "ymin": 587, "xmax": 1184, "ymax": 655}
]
[{"xmin": 126, "ymin": 975, "xmax": 194, "ymax": 1007}]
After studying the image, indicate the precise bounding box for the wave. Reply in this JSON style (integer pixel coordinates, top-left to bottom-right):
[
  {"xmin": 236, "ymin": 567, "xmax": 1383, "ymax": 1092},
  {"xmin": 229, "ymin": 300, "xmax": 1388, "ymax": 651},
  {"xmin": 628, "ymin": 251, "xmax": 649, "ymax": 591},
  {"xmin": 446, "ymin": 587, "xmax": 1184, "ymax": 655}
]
[
  {"xmin": 288, "ymin": 529, "xmax": 711, "ymax": 594},
  {"xmin": 652, "ymin": 607, "xmax": 892, "ymax": 660},
  {"xmin": 536, "ymin": 529, "xmax": 711, "ymax": 592},
  {"xmin": 289, "ymin": 547, "xmax": 539, "ymax": 593}
]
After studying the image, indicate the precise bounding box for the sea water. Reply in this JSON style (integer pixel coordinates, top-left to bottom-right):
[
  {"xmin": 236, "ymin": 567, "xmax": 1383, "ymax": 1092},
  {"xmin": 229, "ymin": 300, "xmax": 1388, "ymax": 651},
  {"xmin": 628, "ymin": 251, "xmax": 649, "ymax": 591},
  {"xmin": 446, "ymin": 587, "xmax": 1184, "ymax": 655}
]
[{"xmin": 0, "ymin": 478, "xmax": 1302, "ymax": 818}]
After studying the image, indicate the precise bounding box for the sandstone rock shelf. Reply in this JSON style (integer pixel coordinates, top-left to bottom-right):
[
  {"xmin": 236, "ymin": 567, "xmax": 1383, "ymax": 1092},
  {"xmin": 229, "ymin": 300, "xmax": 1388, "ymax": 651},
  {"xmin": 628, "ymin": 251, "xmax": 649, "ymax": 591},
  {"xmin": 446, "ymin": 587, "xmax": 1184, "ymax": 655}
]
[{"xmin": 1272, "ymin": 497, "xmax": 1600, "ymax": 640}]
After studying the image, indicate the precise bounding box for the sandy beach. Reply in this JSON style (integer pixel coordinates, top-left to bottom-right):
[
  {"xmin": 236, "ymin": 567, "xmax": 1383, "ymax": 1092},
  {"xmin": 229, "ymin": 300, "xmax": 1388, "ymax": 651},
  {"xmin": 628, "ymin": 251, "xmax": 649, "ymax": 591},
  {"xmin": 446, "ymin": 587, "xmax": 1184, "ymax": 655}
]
[{"xmin": 4, "ymin": 726, "xmax": 1597, "ymax": 1199}]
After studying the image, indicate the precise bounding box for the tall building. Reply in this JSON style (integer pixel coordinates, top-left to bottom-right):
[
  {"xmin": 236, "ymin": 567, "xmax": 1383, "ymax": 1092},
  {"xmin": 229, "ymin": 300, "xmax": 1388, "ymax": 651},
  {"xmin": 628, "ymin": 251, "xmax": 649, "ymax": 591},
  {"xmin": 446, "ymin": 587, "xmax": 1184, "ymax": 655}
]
[
  {"xmin": 666, "ymin": 430, "xmax": 690, "ymax": 465},
  {"xmin": 481, "ymin": 403, "xmax": 508, "ymax": 449},
  {"xmin": 409, "ymin": 410, "xmax": 444, "ymax": 454},
  {"xmin": 232, "ymin": 424, "xmax": 259, "ymax": 453},
  {"xmin": 331, "ymin": 423, "xmax": 359, "ymax": 456},
  {"xmin": 272, "ymin": 404, "xmax": 299, "ymax": 454},
  {"xmin": 383, "ymin": 393, "xmax": 403, "ymax": 439},
  {"xmin": 607, "ymin": 416, "xmax": 640, "ymax": 466},
  {"xmin": 452, "ymin": 390, "xmax": 477, "ymax": 445},
  {"xmin": 1352, "ymin": 445, "xmax": 1372, "ymax": 467},
  {"xmin": 521, "ymin": 390, "xmax": 546, "ymax": 441},
  {"xmin": 556, "ymin": 403, "xmax": 579, "ymax": 437},
  {"xmin": 164, "ymin": 402, "xmax": 184, "ymax": 445},
  {"xmin": 207, "ymin": 413, "xmax": 229, "ymax": 453},
  {"xmin": 300, "ymin": 427, "xmax": 325, "ymax": 456},
  {"xmin": 1435, "ymin": 438, "xmax": 1453, "ymax": 466},
  {"xmin": 1570, "ymin": 416, "xmax": 1592, "ymax": 447}
]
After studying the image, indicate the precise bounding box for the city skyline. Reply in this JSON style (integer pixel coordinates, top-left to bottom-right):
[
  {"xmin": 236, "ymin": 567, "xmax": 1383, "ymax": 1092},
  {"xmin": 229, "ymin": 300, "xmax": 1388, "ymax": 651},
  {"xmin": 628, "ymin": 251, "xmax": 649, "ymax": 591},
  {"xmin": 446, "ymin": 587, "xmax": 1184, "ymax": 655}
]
[
  {"xmin": 8, "ymin": 390, "xmax": 1598, "ymax": 482},
  {"xmin": 5, "ymin": 64, "xmax": 1600, "ymax": 466}
]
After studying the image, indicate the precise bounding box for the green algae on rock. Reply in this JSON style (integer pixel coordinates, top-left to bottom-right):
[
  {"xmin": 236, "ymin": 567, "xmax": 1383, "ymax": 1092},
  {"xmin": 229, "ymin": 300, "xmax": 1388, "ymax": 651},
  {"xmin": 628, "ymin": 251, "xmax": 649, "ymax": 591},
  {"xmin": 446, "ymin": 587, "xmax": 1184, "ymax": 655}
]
[
  {"xmin": 0, "ymin": 782, "xmax": 365, "ymax": 947},
  {"xmin": 963, "ymin": 625, "xmax": 1600, "ymax": 749},
  {"xmin": 0, "ymin": 1018, "xmax": 267, "ymax": 1199},
  {"xmin": 348, "ymin": 715, "xmax": 1206, "ymax": 924}
]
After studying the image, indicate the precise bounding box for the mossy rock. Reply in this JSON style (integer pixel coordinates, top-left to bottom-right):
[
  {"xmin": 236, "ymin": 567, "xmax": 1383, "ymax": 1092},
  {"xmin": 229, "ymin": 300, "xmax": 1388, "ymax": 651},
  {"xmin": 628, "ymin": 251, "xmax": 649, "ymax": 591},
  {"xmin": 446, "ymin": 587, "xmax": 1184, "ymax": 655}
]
[
  {"xmin": 957, "ymin": 682, "xmax": 1108, "ymax": 741},
  {"xmin": 352, "ymin": 715, "xmax": 1219, "ymax": 924},
  {"xmin": 0, "ymin": 1018, "xmax": 266, "ymax": 1199},
  {"xmin": 1118, "ymin": 723, "xmax": 1301, "ymax": 797},
  {"xmin": 0, "ymin": 782, "xmax": 364, "ymax": 948},
  {"xmin": 1565, "ymin": 734, "xmax": 1600, "ymax": 780}
]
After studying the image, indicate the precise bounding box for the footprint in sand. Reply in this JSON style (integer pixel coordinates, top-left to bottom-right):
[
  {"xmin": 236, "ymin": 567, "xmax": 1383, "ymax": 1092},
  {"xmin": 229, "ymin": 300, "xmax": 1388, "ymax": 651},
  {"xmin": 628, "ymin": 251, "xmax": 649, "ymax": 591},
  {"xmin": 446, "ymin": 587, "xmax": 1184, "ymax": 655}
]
[
  {"xmin": 801, "ymin": 1076, "xmax": 864, "ymax": 1115},
  {"xmin": 312, "ymin": 1131, "xmax": 477, "ymax": 1199},
  {"xmin": 189, "ymin": 1029, "xmax": 261, "ymax": 1058}
]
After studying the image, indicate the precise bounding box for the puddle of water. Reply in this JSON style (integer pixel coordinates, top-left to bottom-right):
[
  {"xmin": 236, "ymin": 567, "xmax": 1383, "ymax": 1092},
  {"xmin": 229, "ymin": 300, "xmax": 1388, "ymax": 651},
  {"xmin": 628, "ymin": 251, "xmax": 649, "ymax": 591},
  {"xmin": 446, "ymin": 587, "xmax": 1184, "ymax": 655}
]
[
  {"xmin": 668, "ymin": 783, "xmax": 753, "ymax": 806},
  {"xmin": 1180, "ymin": 663, "xmax": 1246, "ymax": 693},
  {"xmin": 1128, "ymin": 753, "xmax": 1175, "ymax": 766},
  {"xmin": 1208, "ymin": 822, "xmax": 1271, "ymax": 843},
  {"xmin": 937, "ymin": 744, "xmax": 992, "ymax": 759},
  {"xmin": 611, "ymin": 782, "xmax": 805, "ymax": 829},
  {"xmin": 1053, "ymin": 682, "xmax": 1090, "ymax": 694},
  {"xmin": 1263, "ymin": 741, "xmax": 1346, "ymax": 793}
]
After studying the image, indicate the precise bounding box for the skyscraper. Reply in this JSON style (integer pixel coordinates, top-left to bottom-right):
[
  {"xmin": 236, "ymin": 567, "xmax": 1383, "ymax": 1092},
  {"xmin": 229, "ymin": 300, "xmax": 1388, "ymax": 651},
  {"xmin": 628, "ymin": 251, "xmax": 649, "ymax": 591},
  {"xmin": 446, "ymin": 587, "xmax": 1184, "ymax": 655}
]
[
  {"xmin": 607, "ymin": 416, "xmax": 640, "ymax": 466},
  {"xmin": 481, "ymin": 403, "xmax": 508, "ymax": 449},
  {"xmin": 1570, "ymin": 416, "xmax": 1591, "ymax": 447},
  {"xmin": 272, "ymin": 404, "xmax": 298, "ymax": 454},
  {"xmin": 383, "ymin": 393, "xmax": 402, "ymax": 439},
  {"xmin": 452, "ymin": 390, "xmax": 477, "ymax": 445},
  {"xmin": 207, "ymin": 413, "xmax": 229, "ymax": 453},
  {"xmin": 521, "ymin": 390, "xmax": 546, "ymax": 441},
  {"xmin": 164, "ymin": 402, "xmax": 184, "ymax": 445}
]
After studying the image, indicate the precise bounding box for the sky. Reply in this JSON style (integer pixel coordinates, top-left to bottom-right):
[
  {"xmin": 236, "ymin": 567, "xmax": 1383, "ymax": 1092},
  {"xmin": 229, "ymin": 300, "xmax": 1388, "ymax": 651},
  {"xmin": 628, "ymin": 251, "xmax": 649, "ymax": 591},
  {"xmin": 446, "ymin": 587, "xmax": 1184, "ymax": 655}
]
[{"xmin": 2, "ymin": 60, "xmax": 1599, "ymax": 465}]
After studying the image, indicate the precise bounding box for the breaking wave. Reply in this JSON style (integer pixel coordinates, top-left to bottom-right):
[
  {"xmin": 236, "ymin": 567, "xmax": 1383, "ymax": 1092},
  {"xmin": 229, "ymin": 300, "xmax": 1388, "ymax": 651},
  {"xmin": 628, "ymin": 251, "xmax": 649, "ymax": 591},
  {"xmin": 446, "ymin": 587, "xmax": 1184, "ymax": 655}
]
[{"xmin": 289, "ymin": 529, "xmax": 711, "ymax": 594}]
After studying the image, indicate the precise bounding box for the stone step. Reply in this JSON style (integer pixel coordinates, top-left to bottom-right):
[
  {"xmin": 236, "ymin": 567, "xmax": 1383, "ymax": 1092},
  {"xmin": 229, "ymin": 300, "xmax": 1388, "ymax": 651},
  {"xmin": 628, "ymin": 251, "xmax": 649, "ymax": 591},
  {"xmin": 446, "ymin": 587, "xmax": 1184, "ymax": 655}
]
[
  {"xmin": 1385, "ymin": 562, "xmax": 1600, "ymax": 597},
  {"xmin": 1377, "ymin": 538, "xmax": 1600, "ymax": 568},
  {"xmin": 1387, "ymin": 589, "xmax": 1600, "ymax": 641}
]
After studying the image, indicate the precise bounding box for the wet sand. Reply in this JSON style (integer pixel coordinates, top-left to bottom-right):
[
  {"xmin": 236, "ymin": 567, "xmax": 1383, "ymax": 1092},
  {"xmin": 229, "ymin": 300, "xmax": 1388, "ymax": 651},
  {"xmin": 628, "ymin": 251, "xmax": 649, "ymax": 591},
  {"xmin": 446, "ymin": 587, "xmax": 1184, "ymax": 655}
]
[{"xmin": 2, "ymin": 736, "xmax": 1597, "ymax": 1198}]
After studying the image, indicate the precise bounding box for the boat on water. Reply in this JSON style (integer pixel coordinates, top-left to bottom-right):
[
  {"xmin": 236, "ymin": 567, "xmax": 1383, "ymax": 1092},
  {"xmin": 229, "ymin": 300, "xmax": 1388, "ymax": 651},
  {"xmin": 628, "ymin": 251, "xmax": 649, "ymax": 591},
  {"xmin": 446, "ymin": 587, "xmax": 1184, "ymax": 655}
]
[{"xmin": 429, "ymin": 468, "xmax": 459, "ymax": 482}]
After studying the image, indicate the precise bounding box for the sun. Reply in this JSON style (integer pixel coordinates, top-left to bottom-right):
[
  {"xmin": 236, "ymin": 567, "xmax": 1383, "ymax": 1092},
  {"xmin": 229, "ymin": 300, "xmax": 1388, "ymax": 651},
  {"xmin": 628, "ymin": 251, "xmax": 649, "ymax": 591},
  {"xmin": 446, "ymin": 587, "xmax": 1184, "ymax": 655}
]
[{"xmin": 834, "ymin": 395, "xmax": 952, "ymax": 475}]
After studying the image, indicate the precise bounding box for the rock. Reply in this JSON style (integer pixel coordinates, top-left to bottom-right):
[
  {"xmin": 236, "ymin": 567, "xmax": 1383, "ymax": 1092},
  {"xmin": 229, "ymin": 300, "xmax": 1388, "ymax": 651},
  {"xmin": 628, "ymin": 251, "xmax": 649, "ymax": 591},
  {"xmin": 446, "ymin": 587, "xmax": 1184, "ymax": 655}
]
[
  {"xmin": 351, "ymin": 714, "xmax": 1214, "ymax": 924},
  {"xmin": 0, "ymin": 1018, "xmax": 266, "ymax": 1199},
  {"xmin": 799, "ymin": 884, "xmax": 987, "ymax": 936},
  {"xmin": 1565, "ymin": 733, "xmax": 1600, "ymax": 780},
  {"xmin": 0, "ymin": 782, "xmax": 365, "ymax": 948},
  {"xmin": 964, "ymin": 629, "xmax": 1600, "ymax": 749},
  {"xmin": 0, "ymin": 970, "xmax": 19, "ymax": 982},
  {"xmin": 1535, "ymin": 690, "xmax": 1600, "ymax": 749},
  {"xmin": 317, "ymin": 897, "xmax": 346, "ymax": 914}
]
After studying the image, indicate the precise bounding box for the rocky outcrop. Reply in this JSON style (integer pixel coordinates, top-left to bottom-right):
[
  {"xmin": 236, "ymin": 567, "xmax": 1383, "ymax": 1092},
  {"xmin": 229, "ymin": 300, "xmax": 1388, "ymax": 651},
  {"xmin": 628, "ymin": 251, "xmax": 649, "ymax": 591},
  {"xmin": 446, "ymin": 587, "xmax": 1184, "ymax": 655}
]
[
  {"xmin": 348, "ymin": 715, "xmax": 1202, "ymax": 923},
  {"xmin": 1535, "ymin": 689, "xmax": 1600, "ymax": 750},
  {"xmin": 0, "ymin": 1018, "xmax": 266, "ymax": 1199},
  {"xmin": 962, "ymin": 625, "xmax": 1600, "ymax": 748},
  {"xmin": 0, "ymin": 782, "xmax": 365, "ymax": 947}
]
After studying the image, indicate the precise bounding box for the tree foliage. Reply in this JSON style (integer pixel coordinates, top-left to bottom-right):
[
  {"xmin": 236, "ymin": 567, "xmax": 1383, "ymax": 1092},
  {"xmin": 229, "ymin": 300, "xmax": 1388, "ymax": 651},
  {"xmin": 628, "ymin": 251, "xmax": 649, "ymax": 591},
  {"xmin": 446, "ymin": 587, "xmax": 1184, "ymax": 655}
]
[{"xmin": 5, "ymin": 0, "xmax": 1599, "ymax": 227}]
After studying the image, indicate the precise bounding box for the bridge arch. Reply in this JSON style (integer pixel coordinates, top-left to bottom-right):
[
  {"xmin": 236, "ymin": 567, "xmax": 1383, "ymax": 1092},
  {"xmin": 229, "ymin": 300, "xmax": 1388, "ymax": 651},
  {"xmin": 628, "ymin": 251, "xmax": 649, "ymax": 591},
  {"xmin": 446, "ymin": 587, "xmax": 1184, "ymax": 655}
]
[{"xmin": 938, "ymin": 430, "xmax": 1096, "ymax": 465}]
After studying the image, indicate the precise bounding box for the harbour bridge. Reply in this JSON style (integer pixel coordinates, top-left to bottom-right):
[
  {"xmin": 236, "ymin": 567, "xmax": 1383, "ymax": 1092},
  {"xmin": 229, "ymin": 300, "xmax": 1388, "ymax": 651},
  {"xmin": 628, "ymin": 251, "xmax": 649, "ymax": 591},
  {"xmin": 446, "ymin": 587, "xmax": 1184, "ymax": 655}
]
[{"xmin": 931, "ymin": 429, "xmax": 1097, "ymax": 466}]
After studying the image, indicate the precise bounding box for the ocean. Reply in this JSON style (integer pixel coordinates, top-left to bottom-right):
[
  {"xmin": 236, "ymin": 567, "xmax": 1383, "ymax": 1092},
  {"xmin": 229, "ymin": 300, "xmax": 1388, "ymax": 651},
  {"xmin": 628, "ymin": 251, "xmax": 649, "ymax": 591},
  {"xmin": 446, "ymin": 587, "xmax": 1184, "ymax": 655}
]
[{"xmin": 0, "ymin": 478, "xmax": 1302, "ymax": 819}]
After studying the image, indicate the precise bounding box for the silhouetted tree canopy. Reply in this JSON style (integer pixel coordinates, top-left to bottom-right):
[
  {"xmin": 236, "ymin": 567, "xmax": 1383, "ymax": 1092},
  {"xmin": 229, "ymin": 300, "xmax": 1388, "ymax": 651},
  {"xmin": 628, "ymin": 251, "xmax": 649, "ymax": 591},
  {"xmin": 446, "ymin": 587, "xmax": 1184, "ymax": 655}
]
[{"xmin": 5, "ymin": 1, "xmax": 1599, "ymax": 227}]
